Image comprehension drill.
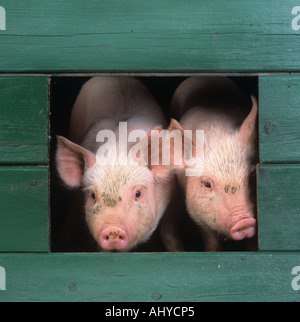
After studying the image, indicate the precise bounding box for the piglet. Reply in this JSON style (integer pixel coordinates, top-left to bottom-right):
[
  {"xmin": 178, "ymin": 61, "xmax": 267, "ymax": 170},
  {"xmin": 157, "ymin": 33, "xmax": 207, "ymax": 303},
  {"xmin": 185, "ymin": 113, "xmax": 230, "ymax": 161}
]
[
  {"xmin": 167, "ymin": 76, "xmax": 258, "ymax": 251},
  {"xmin": 56, "ymin": 77, "xmax": 173, "ymax": 252}
]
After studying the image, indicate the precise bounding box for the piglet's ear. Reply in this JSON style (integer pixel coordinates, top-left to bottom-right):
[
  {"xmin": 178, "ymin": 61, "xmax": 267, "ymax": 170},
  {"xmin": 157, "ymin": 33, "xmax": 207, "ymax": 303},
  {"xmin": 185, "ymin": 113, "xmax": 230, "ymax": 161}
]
[
  {"xmin": 167, "ymin": 119, "xmax": 185, "ymax": 169},
  {"xmin": 239, "ymin": 95, "xmax": 258, "ymax": 145},
  {"xmin": 167, "ymin": 119, "xmax": 198, "ymax": 169},
  {"xmin": 132, "ymin": 126, "xmax": 172, "ymax": 179},
  {"xmin": 146, "ymin": 127, "xmax": 171, "ymax": 179},
  {"xmin": 56, "ymin": 136, "xmax": 96, "ymax": 188}
]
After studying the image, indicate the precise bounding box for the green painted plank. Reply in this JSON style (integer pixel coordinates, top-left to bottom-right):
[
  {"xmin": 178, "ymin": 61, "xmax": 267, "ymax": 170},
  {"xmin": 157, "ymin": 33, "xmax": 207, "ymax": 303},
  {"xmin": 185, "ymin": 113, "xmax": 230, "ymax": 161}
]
[
  {"xmin": 0, "ymin": 166, "xmax": 49, "ymax": 252},
  {"xmin": 0, "ymin": 1, "xmax": 299, "ymax": 72},
  {"xmin": 259, "ymin": 75, "xmax": 300, "ymax": 163},
  {"xmin": 0, "ymin": 252, "xmax": 299, "ymax": 302},
  {"xmin": 0, "ymin": 76, "xmax": 48, "ymax": 164},
  {"xmin": 257, "ymin": 164, "xmax": 300, "ymax": 251}
]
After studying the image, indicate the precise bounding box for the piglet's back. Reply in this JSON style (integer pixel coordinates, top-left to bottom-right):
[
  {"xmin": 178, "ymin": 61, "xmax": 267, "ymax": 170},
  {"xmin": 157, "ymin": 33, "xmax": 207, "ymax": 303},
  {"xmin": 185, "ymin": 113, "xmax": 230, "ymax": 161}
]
[
  {"xmin": 171, "ymin": 76, "xmax": 251, "ymax": 132},
  {"xmin": 69, "ymin": 77, "xmax": 166, "ymax": 144}
]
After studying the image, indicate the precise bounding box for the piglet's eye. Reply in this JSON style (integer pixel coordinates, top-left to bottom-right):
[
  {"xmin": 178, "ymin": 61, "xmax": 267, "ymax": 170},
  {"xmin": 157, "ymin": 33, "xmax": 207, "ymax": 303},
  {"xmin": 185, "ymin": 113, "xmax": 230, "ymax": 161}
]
[
  {"xmin": 203, "ymin": 181, "xmax": 211, "ymax": 188},
  {"xmin": 135, "ymin": 190, "xmax": 142, "ymax": 198},
  {"xmin": 91, "ymin": 192, "xmax": 96, "ymax": 200}
]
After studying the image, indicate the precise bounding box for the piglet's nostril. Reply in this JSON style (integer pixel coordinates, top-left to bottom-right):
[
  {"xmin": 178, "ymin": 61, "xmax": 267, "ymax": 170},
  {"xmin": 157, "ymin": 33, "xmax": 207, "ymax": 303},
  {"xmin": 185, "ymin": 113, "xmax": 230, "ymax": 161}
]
[
  {"xmin": 230, "ymin": 218, "xmax": 256, "ymax": 241},
  {"xmin": 100, "ymin": 226, "xmax": 130, "ymax": 250}
]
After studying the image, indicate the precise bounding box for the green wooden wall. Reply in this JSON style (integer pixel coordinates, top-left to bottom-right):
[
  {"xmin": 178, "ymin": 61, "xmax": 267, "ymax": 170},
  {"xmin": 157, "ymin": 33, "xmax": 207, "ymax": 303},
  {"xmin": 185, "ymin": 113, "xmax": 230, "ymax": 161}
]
[
  {"xmin": 0, "ymin": 76, "xmax": 48, "ymax": 164},
  {"xmin": 0, "ymin": 0, "xmax": 299, "ymax": 302},
  {"xmin": 258, "ymin": 75, "xmax": 300, "ymax": 253},
  {"xmin": 0, "ymin": 253, "xmax": 299, "ymax": 302},
  {"xmin": 0, "ymin": 0, "xmax": 299, "ymax": 72}
]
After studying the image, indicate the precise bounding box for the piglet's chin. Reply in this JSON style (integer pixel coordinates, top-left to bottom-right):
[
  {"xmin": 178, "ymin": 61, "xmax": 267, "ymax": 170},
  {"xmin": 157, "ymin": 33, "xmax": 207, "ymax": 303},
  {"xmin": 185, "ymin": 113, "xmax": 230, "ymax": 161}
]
[{"xmin": 229, "ymin": 218, "xmax": 256, "ymax": 241}]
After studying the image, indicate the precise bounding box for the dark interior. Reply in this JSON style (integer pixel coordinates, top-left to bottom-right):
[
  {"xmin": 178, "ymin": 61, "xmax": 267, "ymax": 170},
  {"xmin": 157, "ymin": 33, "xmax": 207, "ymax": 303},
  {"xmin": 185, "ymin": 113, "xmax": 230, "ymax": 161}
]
[{"xmin": 49, "ymin": 75, "xmax": 258, "ymax": 252}]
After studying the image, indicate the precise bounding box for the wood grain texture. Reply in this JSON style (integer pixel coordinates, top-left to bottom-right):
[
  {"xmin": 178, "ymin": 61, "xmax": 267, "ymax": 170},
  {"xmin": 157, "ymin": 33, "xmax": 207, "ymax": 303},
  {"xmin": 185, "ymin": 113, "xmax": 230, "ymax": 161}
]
[
  {"xmin": 0, "ymin": 76, "xmax": 48, "ymax": 164},
  {"xmin": 259, "ymin": 75, "xmax": 300, "ymax": 163},
  {"xmin": 0, "ymin": 252, "xmax": 299, "ymax": 302},
  {"xmin": 257, "ymin": 164, "xmax": 300, "ymax": 250},
  {"xmin": 0, "ymin": 166, "xmax": 49, "ymax": 252},
  {"xmin": 0, "ymin": 1, "xmax": 299, "ymax": 72}
]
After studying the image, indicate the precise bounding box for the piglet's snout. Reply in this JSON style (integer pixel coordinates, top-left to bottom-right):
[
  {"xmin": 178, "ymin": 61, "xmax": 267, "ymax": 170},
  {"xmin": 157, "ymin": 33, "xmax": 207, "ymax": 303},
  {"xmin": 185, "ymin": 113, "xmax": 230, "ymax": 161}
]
[
  {"xmin": 229, "ymin": 217, "xmax": 256, "ymax": 241},
  {"xmin": 99, "ymin": 226, "xmax": 130, "ymax": 251}
]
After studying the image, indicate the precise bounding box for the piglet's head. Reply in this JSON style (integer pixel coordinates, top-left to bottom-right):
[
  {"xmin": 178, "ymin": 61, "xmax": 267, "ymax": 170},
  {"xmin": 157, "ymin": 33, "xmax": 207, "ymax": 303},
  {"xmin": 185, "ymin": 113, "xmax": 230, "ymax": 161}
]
[
  {"xmin": 169, "ymin": 96, "xmax": 258, "ymax": 241},
  {"xmin": 56, "ymin": 129, "xmax": 172, "ymax": 252}
]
